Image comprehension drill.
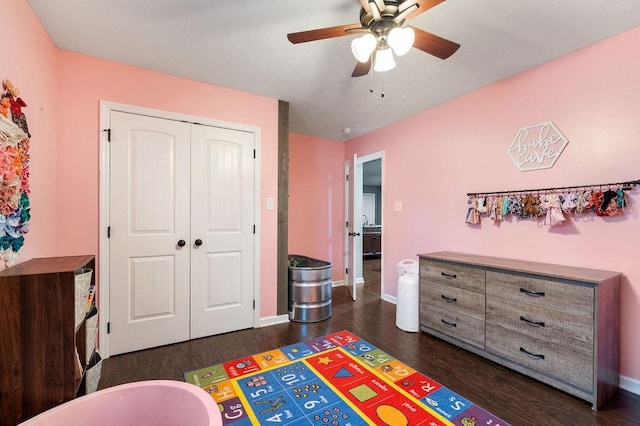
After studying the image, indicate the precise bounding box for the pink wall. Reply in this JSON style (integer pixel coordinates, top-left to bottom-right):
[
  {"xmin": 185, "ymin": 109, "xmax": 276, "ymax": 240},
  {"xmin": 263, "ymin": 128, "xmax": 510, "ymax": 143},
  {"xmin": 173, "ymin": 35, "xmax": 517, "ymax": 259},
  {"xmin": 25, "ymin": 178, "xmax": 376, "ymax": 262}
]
[
  {"xmin": 55, "ymin": 52, "xmax": 280, "ymax": 317},
  {"xmin": 1, "ymin": 0, "xmax": 60, "ymax": 266},
  {"xmin": 346, "ymin": 27, "xmax": 640, "ymax": 381},
  {"xmin": 289, "ymin": 133, "xmax": 345, "ymax": 281}
]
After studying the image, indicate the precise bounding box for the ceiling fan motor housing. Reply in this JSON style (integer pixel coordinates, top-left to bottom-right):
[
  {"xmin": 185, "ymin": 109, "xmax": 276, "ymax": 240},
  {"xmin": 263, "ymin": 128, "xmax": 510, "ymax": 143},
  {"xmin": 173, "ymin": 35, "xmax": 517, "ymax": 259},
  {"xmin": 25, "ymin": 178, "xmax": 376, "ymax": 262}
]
[{"xmin": 359, "ymin": 1, "xmax": 403, "ymax": 27}]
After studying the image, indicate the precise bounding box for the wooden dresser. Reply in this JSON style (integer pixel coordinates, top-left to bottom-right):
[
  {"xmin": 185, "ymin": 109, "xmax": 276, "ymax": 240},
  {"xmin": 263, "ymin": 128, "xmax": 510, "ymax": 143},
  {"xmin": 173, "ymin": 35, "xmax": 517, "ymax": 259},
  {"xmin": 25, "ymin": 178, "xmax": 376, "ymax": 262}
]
[
  {"xmin": 418, "ymin": 251, "xmax": 621, "ymax": 410},
  {"xmin": 0, "ymin": 255, "xmax": 97, "ymax": 425}
]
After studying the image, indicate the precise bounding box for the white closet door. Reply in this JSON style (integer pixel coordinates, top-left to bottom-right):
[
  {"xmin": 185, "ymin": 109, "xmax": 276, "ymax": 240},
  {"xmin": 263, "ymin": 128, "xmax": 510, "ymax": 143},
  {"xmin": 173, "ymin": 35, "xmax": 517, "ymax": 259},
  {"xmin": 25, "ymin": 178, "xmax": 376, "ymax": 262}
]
[
  {"xmin": 189, "ymin": 125, "xmax": 255, "ymax": 338},
  {"xmin": 109, "ymin": 111, "xmax": 191, "ymax": 355}
]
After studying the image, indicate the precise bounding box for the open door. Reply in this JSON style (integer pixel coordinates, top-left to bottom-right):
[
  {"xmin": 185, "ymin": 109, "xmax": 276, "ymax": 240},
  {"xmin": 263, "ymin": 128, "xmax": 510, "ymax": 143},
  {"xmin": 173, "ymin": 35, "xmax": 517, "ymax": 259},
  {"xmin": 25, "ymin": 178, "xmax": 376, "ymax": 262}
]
[{"xmin": 345, "ymin": 154, "xmax": 361, "ymax": 300}]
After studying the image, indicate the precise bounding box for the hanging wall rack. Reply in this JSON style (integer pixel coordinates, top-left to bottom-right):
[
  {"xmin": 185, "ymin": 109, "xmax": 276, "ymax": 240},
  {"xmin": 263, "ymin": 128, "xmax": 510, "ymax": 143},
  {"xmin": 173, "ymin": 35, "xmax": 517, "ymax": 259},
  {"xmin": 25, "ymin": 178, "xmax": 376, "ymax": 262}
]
[{"xmin": 467, "ymin": 179, "xmax": 640, "ymax": 197}]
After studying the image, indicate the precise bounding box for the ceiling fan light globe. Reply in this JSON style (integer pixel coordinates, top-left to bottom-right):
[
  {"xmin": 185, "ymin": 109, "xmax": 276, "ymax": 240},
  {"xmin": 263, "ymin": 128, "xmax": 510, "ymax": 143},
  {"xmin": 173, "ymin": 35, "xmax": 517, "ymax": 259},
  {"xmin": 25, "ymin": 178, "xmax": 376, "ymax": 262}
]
[
  {"xmin": 388, "ymin": 27, "xmax": 415, "ymax": 56},
  {"xmin": 374, "ymin": 47, "xmax": 396, "ymax": 72},
  {"xmin": 351, "ymin": 33, "xmax": 377, "ymax": 63}
]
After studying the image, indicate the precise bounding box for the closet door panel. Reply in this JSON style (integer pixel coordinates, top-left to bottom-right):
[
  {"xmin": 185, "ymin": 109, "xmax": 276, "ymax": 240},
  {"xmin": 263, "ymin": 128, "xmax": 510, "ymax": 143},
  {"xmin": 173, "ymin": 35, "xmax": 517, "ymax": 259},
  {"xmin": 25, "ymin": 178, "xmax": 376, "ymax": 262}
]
[
  {"xmin": 109, "ymin": 112, "xmax": 191, "ymax": 355},
  {"xmin": 205, "ymin": 251, "xmax": 242, "ymax": 307},
  {"xmin": 190, "ymin": 125, "xmax": 255, "ymax": 339},
  {"xmin": 208, "ymin": 140, "xmax": 243, "ymax": 231},
  {"xmin": 130, "ymin": 256, "xmax": 177, "ymax": 319}
]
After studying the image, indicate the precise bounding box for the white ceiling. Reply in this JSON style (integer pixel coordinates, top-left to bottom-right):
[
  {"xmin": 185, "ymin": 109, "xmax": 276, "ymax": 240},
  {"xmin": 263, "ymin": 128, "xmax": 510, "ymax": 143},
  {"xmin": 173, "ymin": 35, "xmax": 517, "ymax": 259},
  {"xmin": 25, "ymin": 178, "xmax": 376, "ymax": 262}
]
[{"xmin": 26, "ymin": 0, "xmax": 640, "ymax": 141}]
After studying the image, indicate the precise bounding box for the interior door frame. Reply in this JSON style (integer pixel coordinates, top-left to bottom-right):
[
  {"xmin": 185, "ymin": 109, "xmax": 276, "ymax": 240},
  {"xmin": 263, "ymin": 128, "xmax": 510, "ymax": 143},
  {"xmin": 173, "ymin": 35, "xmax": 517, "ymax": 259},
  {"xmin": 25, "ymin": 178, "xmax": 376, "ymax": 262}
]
[
  {"xmin": 344, "ymin": 162, "xmax": 350, "ymax": 292},
  {"xmin": 98, "ymin": 100, "xmax": 262, "ymax": 358},
  {"xmin": 357, "ymin": 152, "xmax": 384, "ymax": 298}
]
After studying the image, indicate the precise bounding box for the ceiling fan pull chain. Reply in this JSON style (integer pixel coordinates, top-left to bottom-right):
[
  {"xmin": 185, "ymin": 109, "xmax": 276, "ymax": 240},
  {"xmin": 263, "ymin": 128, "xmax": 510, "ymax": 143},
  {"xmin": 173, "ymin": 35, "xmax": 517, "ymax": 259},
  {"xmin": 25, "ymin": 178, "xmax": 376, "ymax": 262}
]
[
  {"xmin": 368, "ymin": 71, "xmax": 385, "ymax": 97},
  {"xmin": 370, "ymin": 67, "xmax": 374, "ymax": 93}
]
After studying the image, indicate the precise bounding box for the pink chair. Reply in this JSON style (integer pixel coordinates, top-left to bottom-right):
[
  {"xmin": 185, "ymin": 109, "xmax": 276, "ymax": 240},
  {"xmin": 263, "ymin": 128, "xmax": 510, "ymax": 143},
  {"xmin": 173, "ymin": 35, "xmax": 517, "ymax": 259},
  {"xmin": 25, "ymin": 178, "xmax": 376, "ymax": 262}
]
[{"xmin": 19, "ymin": 380, "xmax": 222, "ymax": 426}]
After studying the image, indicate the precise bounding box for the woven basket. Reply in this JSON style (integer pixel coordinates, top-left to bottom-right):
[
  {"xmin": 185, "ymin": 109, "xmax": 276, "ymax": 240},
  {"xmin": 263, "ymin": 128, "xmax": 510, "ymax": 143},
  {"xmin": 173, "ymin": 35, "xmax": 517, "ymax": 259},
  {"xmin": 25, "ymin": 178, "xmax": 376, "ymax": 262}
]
[
  {"xmin": 74, "ymin": 268, "xmax": 93, "ymax": 328},
  {"xmin": 86, "ymin": 351, "xmax": 102, "ymax": 393},
  {"xmin": 85, "ymin": 308, "xmax": 99, "ymax": 363}
]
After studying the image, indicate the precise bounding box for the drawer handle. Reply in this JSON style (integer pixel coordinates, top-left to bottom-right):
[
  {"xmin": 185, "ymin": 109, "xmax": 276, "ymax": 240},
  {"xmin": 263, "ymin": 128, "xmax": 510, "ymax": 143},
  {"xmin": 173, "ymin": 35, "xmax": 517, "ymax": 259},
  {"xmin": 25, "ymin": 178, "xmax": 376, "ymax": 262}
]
[
  {"xmin": 441, "ymin": 319, "xmax": 457, "ymax": 328},
  {"xmin": 519, "ymin": 316, "xmax": 545, "ymax": 327},
  {"xmin": 519, "ymin": 288, "xmax": 545, "ymax": 297},
  {"xmin": 441, "ymin": 272, "xmax": 457, "ymax": 279},
  {"xmin": 519, "ymin": 347, "xmax": 545, "ymax": 360},
  {"xmin": 441, "ymin": 295, "xmax": 457, "ymax": 303}
]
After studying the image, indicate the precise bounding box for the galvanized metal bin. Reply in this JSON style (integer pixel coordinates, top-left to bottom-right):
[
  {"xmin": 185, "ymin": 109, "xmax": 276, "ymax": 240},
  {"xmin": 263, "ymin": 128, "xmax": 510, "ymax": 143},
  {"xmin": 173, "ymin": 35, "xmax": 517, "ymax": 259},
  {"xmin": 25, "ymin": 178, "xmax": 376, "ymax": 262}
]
[{"xmin": 288, "ymin": 255, "xmax": 332, "ymax": 322}]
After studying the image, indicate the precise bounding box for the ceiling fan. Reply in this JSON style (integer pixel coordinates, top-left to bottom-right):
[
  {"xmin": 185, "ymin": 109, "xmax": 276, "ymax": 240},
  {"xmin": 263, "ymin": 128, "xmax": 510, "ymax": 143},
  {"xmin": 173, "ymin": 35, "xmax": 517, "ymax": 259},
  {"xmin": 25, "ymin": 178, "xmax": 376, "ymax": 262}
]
[{"xmin": 287, "ymin": 0, "xmax": 460, "ymax": 77}]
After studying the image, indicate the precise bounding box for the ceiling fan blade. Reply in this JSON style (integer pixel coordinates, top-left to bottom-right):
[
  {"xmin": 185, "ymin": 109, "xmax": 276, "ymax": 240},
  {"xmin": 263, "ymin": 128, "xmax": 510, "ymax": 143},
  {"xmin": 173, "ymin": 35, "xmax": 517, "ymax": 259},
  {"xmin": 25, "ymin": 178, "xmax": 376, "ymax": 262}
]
[
  {"xmin": 287, "ymin": 23, "xmax": 362, "ymax": 44},
  {"xmin": 404, "ymin": 0, "xmax": 446, "ymax": 21},
  {"xmin": 352, "ymin": 58, "xmax": 372, "ymax": 77},
  {"xmin": 410, "ymin": 26, "xmax": 460, "ymax": 59}
]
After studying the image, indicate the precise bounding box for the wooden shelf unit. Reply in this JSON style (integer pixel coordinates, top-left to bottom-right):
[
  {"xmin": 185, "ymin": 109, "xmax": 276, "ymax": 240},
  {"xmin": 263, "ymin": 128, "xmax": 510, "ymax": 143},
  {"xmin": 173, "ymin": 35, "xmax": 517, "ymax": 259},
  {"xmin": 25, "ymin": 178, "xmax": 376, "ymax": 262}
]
[{"xmin": 0, "ymin": 255, "xmax": 96, "ymax": 425}]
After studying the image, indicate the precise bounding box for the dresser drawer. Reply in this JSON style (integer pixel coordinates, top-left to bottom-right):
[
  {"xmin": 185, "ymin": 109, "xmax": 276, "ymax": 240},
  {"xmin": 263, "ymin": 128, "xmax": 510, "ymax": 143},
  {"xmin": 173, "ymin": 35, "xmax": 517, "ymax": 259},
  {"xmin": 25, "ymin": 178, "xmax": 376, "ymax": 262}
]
[
  {"xmin": 420, "ymin": 304, "xmax": 485, "ymax": 349},
  {"xmin": 421, "ymin": 281, "xmax": 485, "ymax": 321},
  {"xmin": 487, "ymin": 295, "xmax": 593, "ymax": 355},
  {"xmin": 487, "ymin": 325, "xmax": 593, "ymax": 391},
  {"xmin": 421, "ymin": 260, "xmax": 485, "ymax": 293},
  {"xmin": 486, "ymin": 271, "xmax": 594, "ymax": 318}
]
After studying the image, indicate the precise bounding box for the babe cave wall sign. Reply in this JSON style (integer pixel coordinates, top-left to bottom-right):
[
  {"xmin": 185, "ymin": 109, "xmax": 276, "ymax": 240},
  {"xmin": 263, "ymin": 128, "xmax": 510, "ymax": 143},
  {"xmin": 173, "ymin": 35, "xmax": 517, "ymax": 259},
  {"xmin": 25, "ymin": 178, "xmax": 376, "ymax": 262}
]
[{"xmin": 507, "ymin": 121, "xmax": 568, "ymax": 172}]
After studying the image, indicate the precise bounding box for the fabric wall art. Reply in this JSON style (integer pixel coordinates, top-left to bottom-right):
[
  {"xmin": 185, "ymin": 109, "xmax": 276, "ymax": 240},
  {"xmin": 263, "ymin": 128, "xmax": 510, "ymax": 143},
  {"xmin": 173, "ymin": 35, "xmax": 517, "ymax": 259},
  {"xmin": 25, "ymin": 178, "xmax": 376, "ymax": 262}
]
[{"xmin": 0, "ymin": 80, "xmax": 31, "ymax": 266}]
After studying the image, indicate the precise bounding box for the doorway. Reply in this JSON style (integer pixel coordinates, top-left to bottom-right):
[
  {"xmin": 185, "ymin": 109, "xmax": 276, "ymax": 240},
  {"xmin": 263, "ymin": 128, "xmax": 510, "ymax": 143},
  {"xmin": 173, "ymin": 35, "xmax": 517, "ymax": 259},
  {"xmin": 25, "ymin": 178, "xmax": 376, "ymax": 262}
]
[
  {"xmin": 361, "ymin": 157, "xmax": 383, "ymax": 298},
  {"xmin": 344, "ymin": 151, "xmax": 384, "ymax": 300}
]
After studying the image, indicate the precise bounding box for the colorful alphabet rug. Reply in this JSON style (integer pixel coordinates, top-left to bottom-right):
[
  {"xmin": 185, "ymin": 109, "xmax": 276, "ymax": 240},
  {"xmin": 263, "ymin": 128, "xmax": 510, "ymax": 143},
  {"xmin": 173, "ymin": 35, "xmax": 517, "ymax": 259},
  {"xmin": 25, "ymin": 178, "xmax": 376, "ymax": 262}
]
[{"xmin": 184, "ymin": 330, "xmax": 510, "ymax": 425}]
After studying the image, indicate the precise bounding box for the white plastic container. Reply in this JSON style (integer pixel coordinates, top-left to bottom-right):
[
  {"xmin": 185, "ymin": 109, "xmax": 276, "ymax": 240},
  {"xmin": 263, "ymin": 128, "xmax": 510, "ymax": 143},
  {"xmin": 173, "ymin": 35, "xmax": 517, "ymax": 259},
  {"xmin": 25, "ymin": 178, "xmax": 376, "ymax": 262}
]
[{"xmin": 396, "ymin": 259, "xmax": 419, "ymax": 332}]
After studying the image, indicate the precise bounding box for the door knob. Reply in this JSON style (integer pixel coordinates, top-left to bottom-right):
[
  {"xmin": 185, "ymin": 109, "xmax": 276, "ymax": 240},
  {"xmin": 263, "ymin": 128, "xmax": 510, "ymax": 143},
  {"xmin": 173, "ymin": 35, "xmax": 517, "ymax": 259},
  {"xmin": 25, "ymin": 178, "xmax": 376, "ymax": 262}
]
[
  {"xmin": 194, "ymin": 239, "xmax": 203, "ymax": 247},
  {"xmin": 348, "ymin": 232, "xmax": 361, "ymax": 237},
  {"xmin": 177, "ymin": 239, "xmax": 186, "ymax": 247}
]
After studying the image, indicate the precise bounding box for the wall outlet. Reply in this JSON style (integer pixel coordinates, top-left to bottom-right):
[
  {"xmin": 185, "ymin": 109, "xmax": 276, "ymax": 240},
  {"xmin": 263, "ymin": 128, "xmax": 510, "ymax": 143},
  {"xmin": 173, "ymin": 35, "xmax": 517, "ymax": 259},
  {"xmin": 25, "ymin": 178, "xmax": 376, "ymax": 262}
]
[
  {"xmin": 266, "ymin": 197, "xmax": 275, "ymax": 210},
  {"xmin": 394, "ymin": 201, "xmax": 403, "ymax": 211}
]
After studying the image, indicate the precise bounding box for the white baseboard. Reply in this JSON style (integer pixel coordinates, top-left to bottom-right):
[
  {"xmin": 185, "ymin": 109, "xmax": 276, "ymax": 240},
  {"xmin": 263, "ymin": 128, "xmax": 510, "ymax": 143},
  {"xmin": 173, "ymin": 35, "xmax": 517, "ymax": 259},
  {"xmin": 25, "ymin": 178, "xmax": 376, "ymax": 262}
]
[
  {"xmin": 259, "ymin": 314, "xmax": 290, "ymax": 327},
  {"xmin": 332, "ymin": 279, "xmax": 365, "ymax": 287},
  {"xmin": 382, "ymin": 294, "xmax": 397, "ymax": 304},
  {"xmin": 620, "ymin": 374, "xmax": 640, "ymax": 396}
]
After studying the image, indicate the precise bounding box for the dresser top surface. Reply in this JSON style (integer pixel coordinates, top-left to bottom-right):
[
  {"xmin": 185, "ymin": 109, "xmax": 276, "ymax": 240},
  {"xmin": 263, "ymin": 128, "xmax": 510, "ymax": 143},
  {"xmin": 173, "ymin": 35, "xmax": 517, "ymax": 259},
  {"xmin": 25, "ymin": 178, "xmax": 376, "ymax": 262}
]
[{"xmin": 418, "ymin": 251, "xmax": 621, "ymax": 284}]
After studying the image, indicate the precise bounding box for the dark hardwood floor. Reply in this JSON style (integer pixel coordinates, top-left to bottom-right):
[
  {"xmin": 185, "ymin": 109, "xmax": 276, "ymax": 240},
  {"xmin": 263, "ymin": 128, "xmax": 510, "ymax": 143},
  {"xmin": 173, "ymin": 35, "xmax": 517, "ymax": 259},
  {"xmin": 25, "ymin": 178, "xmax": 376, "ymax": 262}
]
[{"xmin": 100, "ymin": 258, "xmax": 640, "ymax": 425}]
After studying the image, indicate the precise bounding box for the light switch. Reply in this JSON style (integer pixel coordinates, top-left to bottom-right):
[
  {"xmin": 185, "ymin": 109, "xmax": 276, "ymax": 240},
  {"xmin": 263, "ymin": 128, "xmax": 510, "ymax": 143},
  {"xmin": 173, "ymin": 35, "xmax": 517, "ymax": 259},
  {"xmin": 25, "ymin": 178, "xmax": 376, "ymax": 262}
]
[
  {"xmin": 266, "ymin": 197, "xmax": 275, "ymax": 210},
  {"xmin": 394, "ymin": 201, "xmax": 403, "ymax": 212}
]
